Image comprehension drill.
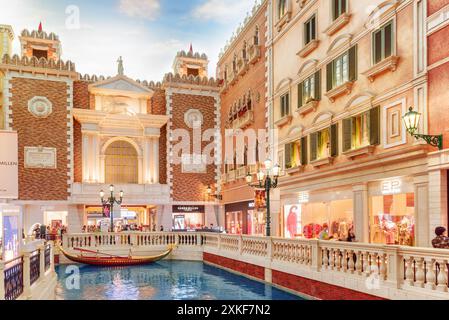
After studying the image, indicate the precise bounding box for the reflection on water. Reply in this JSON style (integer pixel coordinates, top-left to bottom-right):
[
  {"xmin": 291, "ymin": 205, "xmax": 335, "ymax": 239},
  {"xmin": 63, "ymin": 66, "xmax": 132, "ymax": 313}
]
[{"xmin": 56, "ymin": 261, "xmax": 302, "ymax": 300}]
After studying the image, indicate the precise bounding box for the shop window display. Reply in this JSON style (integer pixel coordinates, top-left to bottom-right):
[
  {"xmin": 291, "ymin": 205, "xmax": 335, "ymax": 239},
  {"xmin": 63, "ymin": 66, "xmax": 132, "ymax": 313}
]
[
  {"xmin": 370, "ymin": 193, "xmax": 415, "ymax": 246},
  {"xmin": 283, "ymin": 199, "xmax": 353, "ymax": 240},
  {"xmin": 225, "ymin": 211, "xmax": 243, "ymax": 234}
]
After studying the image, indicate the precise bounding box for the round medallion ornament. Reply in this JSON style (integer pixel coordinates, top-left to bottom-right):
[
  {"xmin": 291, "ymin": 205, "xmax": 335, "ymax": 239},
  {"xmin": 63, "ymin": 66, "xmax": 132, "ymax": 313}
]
[
  {"xmin": 184, "ymin": 109, "xmax": 203, "ymax": 128},
  {"xmin": 28, "ymin": 96, "xmax": 53, "ymax": 118}
]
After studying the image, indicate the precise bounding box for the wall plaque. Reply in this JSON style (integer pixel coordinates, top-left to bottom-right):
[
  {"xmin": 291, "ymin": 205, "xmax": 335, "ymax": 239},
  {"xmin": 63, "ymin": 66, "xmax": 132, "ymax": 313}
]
[{"xmin": 24, "ymin": 146, "xmax": 57, "ymax": 169}]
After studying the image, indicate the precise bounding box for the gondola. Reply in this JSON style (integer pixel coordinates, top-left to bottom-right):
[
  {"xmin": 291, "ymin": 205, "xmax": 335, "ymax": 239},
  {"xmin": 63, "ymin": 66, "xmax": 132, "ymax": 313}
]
[{"xmin": 57, "ymin": 244, "xmax": 174, "ymax": 267}]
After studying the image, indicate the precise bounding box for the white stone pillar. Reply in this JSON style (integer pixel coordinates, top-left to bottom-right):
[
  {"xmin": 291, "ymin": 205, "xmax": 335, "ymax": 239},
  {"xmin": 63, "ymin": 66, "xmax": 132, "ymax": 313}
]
[
  {"xmin": 38, "ymin": 244, "xmax": 45, "ymax": 279},
  {"xmin": 82, "ymin": 133, "xmax": 89, "ymax": 182},
  {"xmin": 353, "ymin": 183, "xmax": 369, "ymax": 243},
  {"xmin": 414, "ymin": 174, "xmax": 430, "ymax": 247},
  {"xmin": 153, "ymin": 137, "xmax": 160, "ymax": 184},
  {"xmin": 143, "ymin": 138, "xmax": 152, "ymax": 184},
  {"xmin": 270, "ymin": 188, "xmax": 281, "ymax": 237},
  {"xmin": 428, "ymin": 169, "xmax": 448, "ymax": 243},
  {"xmin": 67, "ymin": 205, "xmax": 85, "ymax": 234},
  {"xmin": 0, "ymin": 261, "xmax": 4, "ymax": 300},
  {"xmin": 92, "ymin": 133, "xmax": 100, "ymax": 182},
  {"xmin": 22, "ymin": 251, "xmax": 31, "ymax": 299}
]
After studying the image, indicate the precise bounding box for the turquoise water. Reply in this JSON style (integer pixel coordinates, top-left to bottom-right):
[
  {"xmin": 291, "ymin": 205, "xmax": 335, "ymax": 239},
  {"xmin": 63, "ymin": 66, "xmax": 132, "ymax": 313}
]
[{"xmin": 55, "ymin": 261, "xmax": 302, "ymax": 300}]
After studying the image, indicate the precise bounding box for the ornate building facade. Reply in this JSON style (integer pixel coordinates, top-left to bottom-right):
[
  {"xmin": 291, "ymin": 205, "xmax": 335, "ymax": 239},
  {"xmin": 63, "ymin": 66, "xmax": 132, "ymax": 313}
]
[{"xmin": 0, "ymin": 26, "xmax": 220, "ymax": 241}]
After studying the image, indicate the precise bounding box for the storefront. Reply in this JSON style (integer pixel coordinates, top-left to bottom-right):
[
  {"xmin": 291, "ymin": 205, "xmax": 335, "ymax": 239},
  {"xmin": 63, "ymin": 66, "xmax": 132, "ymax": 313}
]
[
  {"xmin": 85, "ymin": 206, "xmax": 151, "ymax": 231},
  {"xmin": 0, "ymin": 205, "xmax": 22, "ymax": 261},
  {"xmin": 172, "ymin": 205, "xmax": 205, "ymax": 231},
  {"xmin": 281, "ymin": 188, "xmax": 354, "ymax": 240},
  {"xmin": 224, "ymin": 200, "xmax": 265, "ymax": 235},
  {"xmin": 368, "ymin": 178, "xmax": 415, "ymax": 246}
]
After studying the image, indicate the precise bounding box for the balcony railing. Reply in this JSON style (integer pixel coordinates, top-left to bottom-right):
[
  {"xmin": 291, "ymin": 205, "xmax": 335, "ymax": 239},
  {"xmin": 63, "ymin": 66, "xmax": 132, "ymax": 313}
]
[{"xmin": 60, "ymin": 232, "xmax": 449, "ymax": 300}]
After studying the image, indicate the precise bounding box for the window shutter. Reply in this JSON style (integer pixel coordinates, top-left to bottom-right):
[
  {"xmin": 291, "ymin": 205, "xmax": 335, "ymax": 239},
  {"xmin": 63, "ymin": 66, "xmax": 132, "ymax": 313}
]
[
  {"xmin": 349, "ymin": 45, "xmax": 358, "ymax": 82},
  {"xmin": 342, "ymin": 118, "xmax": 352, "ymax": 152},
  {"xmin": 330, "ymin": 124, "xmax": 338, "ymax": 157},
  {"xmin": 326, "ymin": 62, "xmax": 333, "ymax": 92},
  {"xmin": 298, "ymin": 83, "xmax": 303, "ymax": 108},
  {"xmin": 301, "ymin": 136, "xmax": 308, "ymax": 165},
  {"xmin": 370, "ymin": 106, "xmax": 381, "ymax": 146},
  {"xmin": 310, "ymin": 133, "xmax": 318, "ymax": 161},
  {"xmin": 284, "ymin": 143, "xmax": 292, "ymax": 169},
  {"xmin": 314, "ymin": 70, "xmax": 321, "ymax": 100}
]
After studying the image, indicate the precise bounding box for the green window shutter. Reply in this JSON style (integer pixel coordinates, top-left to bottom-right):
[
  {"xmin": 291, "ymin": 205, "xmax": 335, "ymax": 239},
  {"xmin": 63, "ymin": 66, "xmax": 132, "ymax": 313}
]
[
  {"xmin": 301, "ymin": 136, "xmax": 308, "ymax": 165},
  {"xmin": 326, "ymin": 62, "xmax": 333, "ymax": 92},
  {"xmin": 298, "ymin": 83, "xmax": 303, "ymax": 108},
  {"xmin": 314, "ymin": 70, "xmax": 321, "ymax": 100},
  {"xmin": 310, "ymin": 133, "xmax": 318, "ymax": 161},
  {"xmin": 349, "ymin": 45, "xmax": 357, "ymax": 82},
  {"xmin": 370, "ymin": 106, "xmax": 381, "ymax": 146},
  {"xmin": 284, "ymin": 143, "xmax": 292, "ymax": 169},
  {"xmin": 330, "ymin": 124, "xmax": 339, "ymax": 157},
  {"xmin": 342, "ymin": 118, "xmax": 352, "ymax": 152}
]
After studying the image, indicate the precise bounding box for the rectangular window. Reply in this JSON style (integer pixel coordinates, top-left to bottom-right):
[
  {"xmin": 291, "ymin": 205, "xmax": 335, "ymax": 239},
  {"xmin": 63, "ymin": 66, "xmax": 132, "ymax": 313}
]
[
  {"xmin": 310, "ymin": 128, "xmax": 330, "ymax": 161},
  {"xmin": 373, "ymin": 21, "xmax": 394, "ymax": 64},
  {"xmin": 280, "ymin": 93, "xmax": 290, "ymax": 118},
  {"xmin": 332, "ymin": 0, "xmax": 347, "ymax": 21},
  {"xmin": 299, "ymin": 71, "xmax": 321, "ymax": 108},
  {"xmin": 327, "ymin": 46, "xmax": 357, "ymax": 91},
  {"xmin": 32, "ymin": 49, "xmax": 48, "ymax": 60},
  {"xmin": 304, "ymin": 15, "xmax": 316, "ymax": 45},
  {"xmin": 343, "ymin": 106, "xmax": 381, "ymax": 152},
  {"xmin": 284, "ymin": 140, "xmax": 301, "ymax": 169}
]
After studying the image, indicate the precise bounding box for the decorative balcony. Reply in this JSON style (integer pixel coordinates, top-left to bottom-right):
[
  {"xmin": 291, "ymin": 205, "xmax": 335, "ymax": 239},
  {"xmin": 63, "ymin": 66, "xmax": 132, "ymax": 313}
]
[
  {"xmin": 362, "ymin": 56, "xmax": 400, "ymax": 82},
  {"xmin": 325, "ymin": 81, "xmax": 354, "ymax": 103},
  {"xmin": 274, "ymin": 115, "xmax": 292, "ymax": 128},
  {"xmin": 248, "ymin": 164, "xmax": 258, "ymax": 174},
  {"xmin": 228, "ymin": 69, "xmax": 238, "ymax": 85},
  {"xmin": 236, "ymin": 166, "xmax": 247, "ymax": 179},
  {"xmin": 297, "ymin": 39, "xmax": 320, "ymax": 58},
  {"xmin": 248, "ymin": 45, "xmax": 261, "ymax": 65},
  {"xmin": 295, "ymin": 99, "xmax": 319, "ymax": 118},
  {"xmin": 220, "ymin": 79, "xmax": 229, "ymax": 94},
  {"xmin": 227, "ymin": 170, "xmax": 236, "ymax": 182},
  {"xmin": 343, "ymin": 145, "xmax": 375, "ymax": 159},
  {"xmin": 231, "ymin": 110, "xmax": 254, "ymax": 130},
  {"xmin": 324, "ymin": 13, "xmax": 351, "ymax": 36},
  {"xmin": 237, "ymin": 57, "xmax": 249, "ymax": 77}
]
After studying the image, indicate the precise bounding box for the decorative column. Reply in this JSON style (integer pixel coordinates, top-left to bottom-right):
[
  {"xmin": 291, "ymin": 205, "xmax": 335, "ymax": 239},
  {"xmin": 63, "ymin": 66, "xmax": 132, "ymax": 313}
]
[
  {"xmin": 22, "ymin": 251, "xmax": 31, "ymax": 299},
  {"xmin": 0, "ymin": 261, "xmax": 5, "ymax": 300},
  {"xmin": 353, "ymin": 183, "xmax": 369, "ymax": 243},
  {"xmin": 269, "ymin": 188, "xmax": 281, "ymax": 237},
  {"xmin": 152, "ymin": 137, "xmax": 159, "ymax": 184},
  {"xmin": 143, "ymin": 127, "xmax": 161, "ymax": 184},
  {"xmin": 38, "ymin": 244, "xmax": 45, "ymax": 280},
  {"xmin": 81, "ymin": 124, "xmax": 100, "ymax": 183},
  {"xmin": 414, "ymin": 174, "xmax": 429, "ymax": 247}
]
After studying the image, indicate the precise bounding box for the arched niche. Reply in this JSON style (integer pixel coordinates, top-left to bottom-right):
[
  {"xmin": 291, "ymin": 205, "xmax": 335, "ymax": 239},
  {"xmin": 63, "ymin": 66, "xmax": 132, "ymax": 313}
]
[{"xmin": 327, "ymin": 33, "xmax": 353, "ymax": 55}]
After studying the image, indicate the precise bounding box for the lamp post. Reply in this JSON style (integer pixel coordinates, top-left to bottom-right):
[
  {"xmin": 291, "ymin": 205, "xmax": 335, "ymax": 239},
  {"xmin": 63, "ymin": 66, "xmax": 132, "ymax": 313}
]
[
  {"xmin": 206, "ymin": 185, "xmax": 223, "ymax": 200},
  {"xmin": 402, "ymin": 107, "xmax": 443, "ymax": 150},
  {"xmin": 246, "ymin": 159, "xmax": 280, "ymax": 237},
  {"xmin": 100, "ymin": 185, "xmax": 124, "ymax": 233}
]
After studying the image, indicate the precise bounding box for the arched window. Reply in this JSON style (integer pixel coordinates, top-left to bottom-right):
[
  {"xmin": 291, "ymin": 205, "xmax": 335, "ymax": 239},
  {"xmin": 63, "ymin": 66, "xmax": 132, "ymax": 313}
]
[
  {"xmin": 233, "ymin": 54, "xmax": 237, "ymax": 72},
  {"xmin": 105, "ymin": 140, "xmax": 138, "ymax": 184},
  {"xmin": 254, "ymin": 26, "xmax": 260, "ymax": 45},
  {"xmin": 278, "ymin": 0, "xmax": 287, "ymax": 18},
  {"xmin": 242, "ymin": 41, "xmax": 247, "ymax": 60}
]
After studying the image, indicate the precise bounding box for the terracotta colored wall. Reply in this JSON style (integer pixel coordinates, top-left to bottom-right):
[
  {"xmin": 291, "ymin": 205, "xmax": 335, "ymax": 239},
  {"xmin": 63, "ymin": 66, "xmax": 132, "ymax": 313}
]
[
  {"xmin": 170, "ymin": 93, "xmax": 216, "ymax": 202},
  {"xmin": 428, "ymin": 0, "xmax": 449, "ymax": 16},
  {"xmin": 73, "ymin": 80, "xmax": 91, "ymax": 183},
  {"xmin": 73, "ymin": 81, "xmax": 91, "ymax": 110},
  {"xmin": 428, "ymin": 26, "xmax": 449, "ymax": 66},
  {"xmin": 150, "ymin": 88, "xmax": 167, "ymax": 115},
  {"xmin": 10, "ymin": 78, "xmax": 69, "ymax": 200},
  {"xmin": 428, "ymin": 62, "xmax": 449, "ymax": 148}
]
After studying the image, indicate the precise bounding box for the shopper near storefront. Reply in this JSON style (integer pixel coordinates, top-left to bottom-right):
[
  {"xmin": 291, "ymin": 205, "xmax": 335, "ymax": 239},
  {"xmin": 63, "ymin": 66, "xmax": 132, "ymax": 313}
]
[
  {"xmin": 318, "ymin": 224, "xmax": 331, "ymax": 240},
  {"xmin": 432, "ymin": 227, "xmax": 449, "ymax": 249}
]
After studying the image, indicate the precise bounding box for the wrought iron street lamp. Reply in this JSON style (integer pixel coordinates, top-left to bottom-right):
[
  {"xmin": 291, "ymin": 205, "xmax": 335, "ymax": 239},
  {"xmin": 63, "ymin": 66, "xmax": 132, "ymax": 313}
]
[
  {"xmin": 100, "ymin": 185, "xmax": 124, "ymax": 232},
  {"xmin": 207, "ymin": 185, "xmax": 223, "ymax": 200},
  {"xmin": 246, "ymin": 159, "xmax": 280, "ymax": 237},
  {"xmin": 402, "ymin": 107, "xmax": 443, "ymax": 150}
]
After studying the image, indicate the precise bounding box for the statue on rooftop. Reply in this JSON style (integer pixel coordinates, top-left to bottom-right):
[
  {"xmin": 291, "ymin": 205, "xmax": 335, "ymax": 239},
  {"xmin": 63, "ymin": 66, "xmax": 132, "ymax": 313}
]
[{"xmin": 117, "ymin": 56, "xmax": 124, "ymax": 76}]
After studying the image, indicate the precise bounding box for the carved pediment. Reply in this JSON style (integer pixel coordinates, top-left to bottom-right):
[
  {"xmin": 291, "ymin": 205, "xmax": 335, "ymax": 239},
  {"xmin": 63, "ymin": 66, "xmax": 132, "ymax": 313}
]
[{"xmin": 89, "ymin": 75, "xmax": 153, "ymax": 98}]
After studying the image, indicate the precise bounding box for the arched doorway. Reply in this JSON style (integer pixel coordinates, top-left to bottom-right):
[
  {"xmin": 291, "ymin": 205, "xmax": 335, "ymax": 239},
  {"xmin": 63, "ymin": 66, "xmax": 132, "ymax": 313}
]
[{"xmin": 105, "ymin": 140, "xmax": 138, "ymax": 184}]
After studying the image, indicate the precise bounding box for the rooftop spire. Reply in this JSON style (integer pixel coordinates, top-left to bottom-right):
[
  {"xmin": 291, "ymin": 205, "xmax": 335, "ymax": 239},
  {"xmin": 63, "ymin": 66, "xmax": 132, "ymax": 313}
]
[
  {"xmin": 189, "ymin": 43, "xmax": 193, "ymax": 54},
  {"xmin": 38, "ymin": 22, "xmax": 42, "ymax": 32}
]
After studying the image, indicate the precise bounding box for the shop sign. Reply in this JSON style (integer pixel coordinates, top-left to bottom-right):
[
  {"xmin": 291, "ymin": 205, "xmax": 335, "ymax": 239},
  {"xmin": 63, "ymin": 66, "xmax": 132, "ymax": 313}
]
[
  {"xmin": 173, "ymin": 205, "xmax": 205, "ymax": 213},
  {"xmin": 298, "ymin": 192, "xmax": 309, "ymax": 204},
  {"xmin": 382, "ymin": 179, "xmax": 402, "ymax": 195},
  {"xmin": 0, "ymin": 131, "xmax": 18, "ymax": 199},
  {"xmin": 248, "ymin": 202, "xmax": 255, "ymax": 208}
]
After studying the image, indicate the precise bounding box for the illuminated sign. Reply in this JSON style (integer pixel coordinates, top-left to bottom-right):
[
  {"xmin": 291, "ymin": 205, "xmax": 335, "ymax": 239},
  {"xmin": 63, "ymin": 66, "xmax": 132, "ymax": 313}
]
[
  {"xmin": 298, "ymin": 192, "xmax": 309, "ymax": 204},
  {"xmin": 381, "ymin": 179, "xmax": 402, "ymax": 195},
  {"xmin": 0, "ymin": 131, "xmax": 18, "ymax": 199}
]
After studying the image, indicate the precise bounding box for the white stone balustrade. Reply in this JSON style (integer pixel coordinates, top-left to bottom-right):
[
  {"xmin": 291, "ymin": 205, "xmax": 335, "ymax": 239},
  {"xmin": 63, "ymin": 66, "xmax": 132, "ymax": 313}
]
[{"xmin": 58, "ymin": 232, "xmax": 449, "ymax": 300}]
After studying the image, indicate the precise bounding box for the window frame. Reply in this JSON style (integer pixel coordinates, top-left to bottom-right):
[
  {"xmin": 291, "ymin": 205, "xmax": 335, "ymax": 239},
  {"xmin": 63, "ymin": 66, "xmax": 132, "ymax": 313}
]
[
  {"xmin": 278, "ymin": 0, "xmax": 287, "ymax": 19},
  {"xmin": 304, "ymin": 14, "xmax": 317, "ymax": 45},
  {"xmin": 280, "ymin": 93, "xmax": 290, "ymax": 118},
  {"xmin": 372, "ymin": 20, "xmax": 395, "ymax": 65},
  {"xmin": 332, "ymin": 0, "xmax": 347, "ymax": 21}
]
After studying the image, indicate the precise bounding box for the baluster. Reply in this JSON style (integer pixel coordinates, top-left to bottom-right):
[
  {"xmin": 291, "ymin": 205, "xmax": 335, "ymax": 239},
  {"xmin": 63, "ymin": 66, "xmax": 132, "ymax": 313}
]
[
  {"xmin": 329, "ymin": 248, "xmax": 335, "ymax": 270},
  {"xmin": 347, "ymin": 250, "xmax": 355, "ymax": 273},
  {"xmin": 437, "ymin": 260, "xmax": 448, "ymax": 292},
  {"xmin": 404, "ymin": 257, "xmax": 415, "ymax": 286},
  {"xmin": 335, "ymin": 249, "xmax": 341, "ymax": 271},
  {"xmin": 355, "ymin": 251, "xmax": 362, "ymax": 275},
  {"xmin": 425, "ymin": 259, "xmax": 436, "ymax": 290},
  {"xmin": 379, "ymin": 254, "xmax": 387, "ymax": 281},
  {"xmin": 370, "ymin": 253, "xmax": 378, "ymax": 277},
  {"xmin": 415, "ymin": 258, "xmax": 425, "ymax": 288},
  {"xmin": 363, "ymin": 252, "xmax": 370, "ymax": 276},
  {"xmin": 322, "ymin": 248, "xmax": 329, "ymax": 269},
  {"xmin": 342, "ymin": 250, "xmax": 348, "ymax": 272}
]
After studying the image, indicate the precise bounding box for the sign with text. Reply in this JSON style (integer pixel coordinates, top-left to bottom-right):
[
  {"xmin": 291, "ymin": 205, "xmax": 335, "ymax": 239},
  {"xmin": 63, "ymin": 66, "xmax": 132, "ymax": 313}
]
[
  {"xmin": 173, "ymin": 205, "xmax": 205, "ymax": 213},
  {"xmin": 381, "ymin": 179, "xmax": 402, "ymax": 195},
  {"xmin": 0, "ymin": 131, "xmax": 18, "ymax": 199}
]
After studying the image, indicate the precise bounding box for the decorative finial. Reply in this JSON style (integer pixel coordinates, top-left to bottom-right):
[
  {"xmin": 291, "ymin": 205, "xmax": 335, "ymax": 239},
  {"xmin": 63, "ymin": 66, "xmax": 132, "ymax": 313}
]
[
  {"xmin": 117, "ymin": 56, "xmax": 124, "ymax": 75},
  {"xmin": 38, "ymin": 22, "xmax": 43, "ymax": 32},
  {"xmin": 189, "ymin": 43, "xmax": 193, "ymax": 54}
]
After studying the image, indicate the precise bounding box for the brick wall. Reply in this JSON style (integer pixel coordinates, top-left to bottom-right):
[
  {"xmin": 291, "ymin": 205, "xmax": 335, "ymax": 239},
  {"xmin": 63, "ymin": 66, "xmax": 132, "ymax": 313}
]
[
  {"xmin": 170, "ymin": 93, "xmax": 217, "ymax": 201},
  {"xmin": 10, "ymin": 77, "xmax": 69, "ymax": 200},
  {"xmin": 73, "ymin": 80, "xmax": 91, "ymax": 183},
  {"xmin": 159, "ymin": 124, "xmax": 167, "ymax": 185},
  {"xmin": 150, "ymin": 88, "xmax": 166, "ymax": 115},
  {"xmin": 73, "ymin": 81, "xmax": 91, "ymax": 109}
]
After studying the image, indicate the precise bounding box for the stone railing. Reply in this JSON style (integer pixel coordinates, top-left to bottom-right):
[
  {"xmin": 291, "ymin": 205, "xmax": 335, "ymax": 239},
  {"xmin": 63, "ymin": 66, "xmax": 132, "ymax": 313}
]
[
  {"xmin": 60, "ymin": 232, "xmax": 449, "ymax": 300},
  {"xmin": 0, "ymin": 240, "xmax": 56, "ymax": 300}
]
